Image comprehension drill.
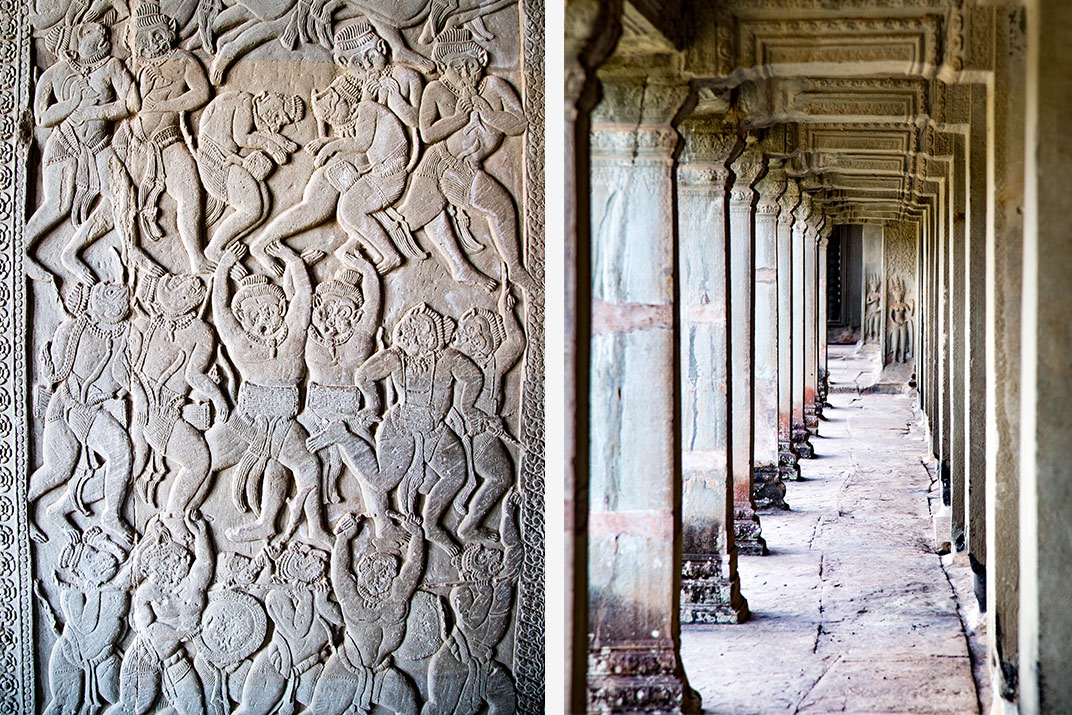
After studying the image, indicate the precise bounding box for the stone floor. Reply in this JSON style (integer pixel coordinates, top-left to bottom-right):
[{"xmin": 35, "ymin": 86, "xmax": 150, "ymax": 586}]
[{"xmin": 681, "ymin": 346, "xmax": 984, "ymax": 714}]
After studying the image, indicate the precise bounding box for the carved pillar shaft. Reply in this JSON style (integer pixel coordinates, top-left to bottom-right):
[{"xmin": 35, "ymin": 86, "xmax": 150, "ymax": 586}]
[
  {"xmin": 677, "ymin": 122, "xmax": 748, "ymax": 625},
  {"xmin": 752, "ymin": 165, "xmax": 787, "ymax": 510},
  {"xmin": 950, "ymin": 137, "xmax": 968, "ymax": 552},
  {"xmin": 791, "ymin": 195, "xmax": 814, "ymax": 458},
  {"xmin": 587, "ymin": 79, "xmax": 699, "ymax": 714},
  {"xmin": 803, "ymin": 212, "xmax": 820, "ymax": 434},
  {"xmin": 817, "ymin": 227, "xmax": 830, "ymax": 415},
  {"xmin": 778, "ymin": 181, "xmax": 802, "ymax": 480},
  {"xmin": 729, "ymin": 148, "xmax": 768, "ymax": 555}
]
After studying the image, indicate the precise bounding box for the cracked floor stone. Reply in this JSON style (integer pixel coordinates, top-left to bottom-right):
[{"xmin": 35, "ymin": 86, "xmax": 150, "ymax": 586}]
[{"xmin": 681, "ymin": 347, "xmax": 981, "ymax": 714}]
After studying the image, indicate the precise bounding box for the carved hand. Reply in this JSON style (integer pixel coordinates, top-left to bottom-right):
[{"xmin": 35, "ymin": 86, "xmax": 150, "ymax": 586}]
[{"xmin": 334, "ymin": 513, "xmax": 359, "ymax": 538}]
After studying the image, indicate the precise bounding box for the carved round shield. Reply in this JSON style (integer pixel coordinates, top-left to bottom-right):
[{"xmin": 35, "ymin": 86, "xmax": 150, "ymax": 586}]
[
  {"xmin": 395, "ymin": 590, "xmax": 444, "ymax": 662},
  {"xmin": 198, "ymin": 590, "xmax": 267, "ymax": 668}
]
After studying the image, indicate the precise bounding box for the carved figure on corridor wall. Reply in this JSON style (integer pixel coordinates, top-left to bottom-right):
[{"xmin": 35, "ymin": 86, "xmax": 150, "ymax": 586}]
[
  {"xmin": 233, "ymin": 541, "xmax": 339, "ymax": 715},
  {"xmin": 425, "ymin": 491, "xmax": 521, "ymax": 714},
  {"xmin": 888, "ymin": 274, "xmax": 915, "ymax": 363},
  {"xmin": 397, "ymin": 28, "xmax": 534, "ymax": 294},
  {"xmin": 352, "ymin": 303, "xmax": 489, "ymax": 557},
  {"xmin": 107, "ymin": 514, "xmax": 214, "ymax": 715},
  {"xmin": 195, "ymin": 89, "xmax": 305, "ymax": 262},
  {"xmin": 306, "ymin": 512, "xmax": 425, "ymax": 715},
  {"xmin": 452, "ymin": 280, "xmax": 524, "ymax": 542},
  {"xmin": 24, "ymin": 20, "xmax": 136, "ymax": 286},
  {"xmin": 123, "ymin": 0, "xmax": 211, "ymax": 273},
  {"xmin": 250, "ymin": 21, "xmax": 418, "ymax": 278},
  {"xmin": 864, "ymin": 275, "xmax": 882, "ymax": 343},
  {"xmin": 42, "ymin": 527, "xmax": 129, "ymax": 715},
  {"xmin": 30, "ymin": 282, "xmax": 136, "ymax": 546},
  {"xmin": 130, "ymin": 271, "xmax": 228, "ymax": 522},
  {"xmin": 209, "ymin": 243, "xmax": 333, "ymax": 548}
]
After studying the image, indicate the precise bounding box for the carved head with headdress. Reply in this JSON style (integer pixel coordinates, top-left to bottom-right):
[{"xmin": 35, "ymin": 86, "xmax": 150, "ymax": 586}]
[
  {"xmin": 155, "ymin": 273, "xmax": 206, "ymax": 320},
  {"xmin": 130, "ymin": 0, "xmax": 176, "ymax": 59},
  {"xmin": 87, "ymin": 282, "xmax": 130, "ymax": 325},
  {"xmin": 134, "ymin": 519, "xmax": 193, "ymax": 589},
  {"xmin": 333, "ymin": 20, "xmax": 388, "ymax": 73},
  {"xmin": 59, "ymin": 527, "xmax": 123, "ymax": 587},
  {"xmin": 232, "ymin": 274, "xmax": 287, "ymax": 344},
  {"xmin": 393, "ymin": 303, "xmax": 453, "ymax": 358},
  {"xmin": 455, "ymin": 307, "xmax": 506, "ymax": 362},
  {"xmin": 455, "ymin": 542, "xmax": 504, "ymax": 583},
  {"xmin": 312, "ymin": 269, "xmax": 365, "ymax": 350},
  {"xmin": 356, "ymin": 550, "xmax": 399, "ymax": 601},
  {"xmin": 277, "ymin": 541, "xmax": 329, "ymax": 587},
  {"xmin": 253, "ymin": 92, "xmax": 305, "ymax": 135},
  {"xmin": 432, "ymin": 28, "xmax": 487, "ymax": 88},
  {"xmin": 48, "ymin": 20, "xmax": 110, "ymax": 65}
]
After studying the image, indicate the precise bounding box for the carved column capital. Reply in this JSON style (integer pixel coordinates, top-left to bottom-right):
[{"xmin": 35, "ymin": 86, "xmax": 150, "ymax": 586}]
[
  {"xmin": 779, "ymin": 178, "xmax": 802, "ymax": 225},
  {"xmin": 591, "ymin": 76, "xmax": 690, "ymax": 165},
  {"xmin": 755, "ymin": 162, "xmax": 787, "ymax": 217},
  {"xmin": 729, "ymin": 148, "xmax": 766, "ymax": 207},
  {"xmin": 677, "ymin": 118, "xmax": 738, "ymax": 190},
  {"xmin": 794, "ymin": 191, "xmax": 813, "ymax": 224}
]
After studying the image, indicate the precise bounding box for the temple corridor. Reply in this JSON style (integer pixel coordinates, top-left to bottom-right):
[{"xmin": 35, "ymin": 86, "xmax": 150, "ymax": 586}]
[{"xmin": 681, "ymin": 346, "xmax": 980, "ymax": 714}]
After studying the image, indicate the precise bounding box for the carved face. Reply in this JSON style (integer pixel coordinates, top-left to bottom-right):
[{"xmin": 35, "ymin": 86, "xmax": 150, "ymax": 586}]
[
  {"xmin": 357, "ymin": 552, "xmax": 398, "ymax": 598},
  {"xmin": 78, "ymin": 545, "xmax": 119, "ymax": 585},
  {"xmin": 455, "ymin": 313, "xmax": 493, "ymax": 360},
  {"xmin": 312, "ymin": 293, "xmax": 360, "ymax": 345},
  {"xmin": 356, "ymin": 41, "xmax": 388, "ymax": 71},
  {"xmin": 146, "ymin": 542, "xmax": 192, "ymax": 587},
  {"xmin": 87, "ymin": 282, "xmax": 130, "ymax": 325},
  {"xmin": 460, "ymin": 544, "xmax": 502, "ymax": 581},
  {"xmin": 443, "ymin": 52, "xmax": 485, "ymax": 89},
  {"xmin": 75, "ymin": 23, "xmax": 109, "ymax": 60},
  {"xmin": 253, "ymin": 93, "xmax": 289, "ymax": 134},
  {"xmin": 134, "ymin": 20, "xmax": 174, "ymax": 58},
  {"xmin": 279, "ymin": 543, "xmax": 327, "ymax": 585},
  {"xmin": 394, "ymin": 313, "xmax": 440, "ymax": 357},
  {"xmin": 235, "ymin": 293, "xmax": 286, "ymax": 341},
  {"xmin": 157, "ymin": 274, "xmax": 205, "ymax": 318},
  {"xmin": 311, "ymin": 87, "xmax": 357, "ymax": 128}
]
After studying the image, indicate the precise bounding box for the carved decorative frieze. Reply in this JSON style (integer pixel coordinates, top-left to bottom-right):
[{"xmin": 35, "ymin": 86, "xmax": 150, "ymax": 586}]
[{"xmin": 15, "ymin": 2, "xmax": 544, "ymax": 712}]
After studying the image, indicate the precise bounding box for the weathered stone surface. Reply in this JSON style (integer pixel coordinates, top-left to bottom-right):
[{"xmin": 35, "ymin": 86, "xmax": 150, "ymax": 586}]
[{"xmin": 12, "ymin": 2, "xmax": 544, "ymax": 711}]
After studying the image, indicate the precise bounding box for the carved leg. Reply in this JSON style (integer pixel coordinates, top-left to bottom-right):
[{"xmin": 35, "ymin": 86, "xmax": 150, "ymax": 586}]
[
  {"xmin": 457, "ymin": 432, "xmax": 512, "ymax": 542},
  {"xmin": 278, "ymin": 423, "xmax": 332, "ymax": 549},
  {"xmin": 306, "ymin": 653, "xmax": 361, "ymax": 715},
  {"xmin": 162, "ymin": 144, "xmax": 210, "ymax": 275},
  {"xmin": 423, "ymin": 432, "xmax": 467, "ymax": 556},
  {"xmin": 165, "ymin": 655, "xmax": 205, "ymax": 715},
  {"xmin": 205, "ymin": 166, "xmax": 263, "ymax": 261},
  {"xmin": 25, "ymin": 160, "xmax": 76, "ymax": 251},
  {"xmin": 329, "ymin": 432, "xmax": 401, "ymax": 542},
  {"xmin": 106, "ymin": 639, "xmax": 161, "ymax": 715},
  {"xmin": 88, "ymin": 409, "xmax": 134, "ymax": 545},
  {"xmin": 61, "ymin": 202, "xmax": 114, "ymax": 285},
  {"xmin": 163, "ymin": 420, "xmax": 213, "ymax": 517},
  {"xmin": 233, "ymin": 642, "xmax": 288, "ymax": 715},
  {"xmin": 470, "ymin": 172, "xmax": 537, "ymax": 295},
  {"xmin": 422, "ymin": 212, "xmax": 495, "ymax": 291},
  {"xmin": 374, "ymin": 667, "xmax": 419, "ymax": 715},
  {"xmin": 211, "ymin": 18, "xmax": 280, "ymax": 83},
  {"xmin": 337, "ymin": 187, "xmax": 402, "ymax": 274},
  {"xmin": 43, "ymin": 636, "xmax": 81, "ymax": 715},
  {"xmin": 249, "ymin": 168, "xmax": 337, "ymax": 277},
  {"xmin": 228, "ymin": 461, "xmax": 286, "ymax": 543},
  {"xmin": 484, "ymin": 662, "xmax": 517, "ymax": 715},
  {"xmin": 29, "ymin": 418, "xmax": 79, "ymax": 503},
  {"xmin": 424, "ymin": 645, "xmax": 466, "ymax": 715}
]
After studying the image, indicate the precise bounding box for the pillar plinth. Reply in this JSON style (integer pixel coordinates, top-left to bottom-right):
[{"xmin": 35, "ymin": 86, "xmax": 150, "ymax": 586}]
[
  {"xmin": 677, "ymin": 121, "xmax": 749, "ymax": 624},
  {"xmin": 588, "ymin": 78, "xmax": 699, "ymax": 713}
]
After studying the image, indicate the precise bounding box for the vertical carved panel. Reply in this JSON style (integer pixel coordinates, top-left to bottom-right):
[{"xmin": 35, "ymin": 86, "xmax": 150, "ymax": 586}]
[
  {"xmin": 884, "ymin": 221, "xmax": 917, "ymax": 363},
  {"xmin": 15, "ymin": 1, "xmax": 543, "ymax": 712}
]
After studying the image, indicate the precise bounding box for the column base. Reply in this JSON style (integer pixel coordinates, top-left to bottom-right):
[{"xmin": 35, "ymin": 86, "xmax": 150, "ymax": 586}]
[
  {"xmin": 588, "ymin": 643, "xmax": 702, "ymax": 714},
  {"xmin": 792, "ymin": 423, "xmax": 815, "ymax": 459},
  {"xmin": 779, "ymin": 441, "xmax": 802, "ymax": 480},
  {"xmin": 681, "ymin": 554, "xmax": 750, "ymax": 624},
  {"xmin": 733, "ymin": 505, "xmax": 768, "ymax": 555},
  {"xmin": 804, "ymin": 408, "xmax": 819, "ymax": 433},
  {"xmin": 753, "ymin": 465, "xmax": 788, "ymax": 510}
]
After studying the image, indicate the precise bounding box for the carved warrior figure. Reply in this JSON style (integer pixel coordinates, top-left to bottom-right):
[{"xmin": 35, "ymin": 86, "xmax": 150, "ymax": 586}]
[
  {"xmin": 195, "ymin": 90, "xmax": 305, "ymax": 261},
  {"xmin": 107, "ymin": 515, "xmax": 214, "ymax": 715},
  {"xmin": 452, "ymin": 280, "xmax": 524, "ymax": 541},
  {"xmin": 233, "ymin": 542, "xmax": 340, "ymax": 715},
  {"xmin": 30, "ymin": 282, "xmax": 136, "ymax": 545},
  {"xmin": 43, "ymin": 527, "xmax": 129, "ymax": 715},
  {"xmin": 208, "ymin": 243, "xmax": 333, "ymax": 548},
  {"xmin": 251, "ymin": 21, "xmax": 420, "ymax": 278},
  {"xmin": 426, "ymin": 493, "xmax": 522, "ymax": 714},
  {"xmin": 305, "ymin": 513, "xmax": 425, "ymax": 715},
  {"xmin": 24, "ymin": 20, "xmax": 136, "ymax": 285},
  {"xmin": 887, "ymin": 275, "xmax": 915, "ymax": 363},
  {"xmin": 303, "ymin": 257, "xmax": 381, "ymax": 503},
  {"xmin": 864, "ymin": 275, "xmax": 882, "ymax": 343},
  {"xmin": 130, "ymin": 271, "xmax": 229, "ymax": 520},
  {"xmin": 122, "ymin": 0, "xmax": 211, "ymax": 274},
  {"xmin": 398, "ymin": 28, "xmax": 535, "ymax": 294}
]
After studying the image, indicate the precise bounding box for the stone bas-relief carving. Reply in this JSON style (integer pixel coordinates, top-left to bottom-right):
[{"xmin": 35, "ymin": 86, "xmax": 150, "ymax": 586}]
[
  {"xmin": 22, "ymin": 1, "xmax": 542, "ymax": 711},
  {"xmin": 887, "ymin": 274, "xmax": 915, "ymax": 363},
  {"xmin": 863, "ymin": 274, "xmax": 882, "ymax": 343}
]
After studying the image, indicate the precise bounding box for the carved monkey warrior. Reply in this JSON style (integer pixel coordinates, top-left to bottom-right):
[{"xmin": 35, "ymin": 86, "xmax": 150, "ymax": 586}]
[
  {"xmin": 123, "ymin": 0, "xmax": 211, "ymax": 274},
  {"xmin": 23, "ymin": 19, "xmax": 136, "ymax": 285},
  {"xmin": 130, "ymin": 271, "xmax": 229, "ymax": 523},
  {"xmin": 398, "ymin": 28, "xmax": 536, "ymax": 295},
  {"xmin": 30, "ymin": 282, "xmax": 136, "ymax": 545},
  {"xmin": 208, "ymin": 243, "xmax": 333, "ymax": 548},
  {"xmin": 43, "ymin": 527, "xmax": 128, "ymax": 715},
  {"xmin": 106, "ymin": 515, "xmax": 213, "ymax": 715},
  {"xmin": 305, "ymin": 512, "xmax": 425, "ymax": 715},
  {"xmin": 195, "ymin": 89, "xmax": 305, "ymax": 262},
  {"xmin": 233, "ymin": 542, "xmax": 341, "ymax": 715},
  {"xmin": 251, "ymin": 21, "xmax": 420, "ymax": 278}
]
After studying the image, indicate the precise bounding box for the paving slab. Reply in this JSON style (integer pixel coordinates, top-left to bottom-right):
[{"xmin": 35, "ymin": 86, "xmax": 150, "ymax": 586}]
[{"xmin": 681, "ymin": 346, "xmax": 981, "ymax": 715}]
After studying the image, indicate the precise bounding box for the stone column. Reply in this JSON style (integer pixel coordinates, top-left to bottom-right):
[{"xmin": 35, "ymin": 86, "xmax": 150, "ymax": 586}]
[
  {"xmin": 817, "ymin": 226, "xmax": 831, "ymax": 415},
  {"xmin": 803, "ymin": 209, "xmax": 821, "ymax": 434},
  {"xmin": 587, "ymin": 78, "xmax": 699, "ymax": 714},
  {"xmin": 950, "ymin": 138, "xmax": 968, "ymax": 552},
  {"xmin": 565, "ymin": 5, "xmax": 622, "ymax": 707},
  {"xmin": 937, "ymin": 181, "xmax": 951, "ymax": 503},
  {"xmin": 986, "ymin": 7, "xmax": 1026, "ymax": 707},
  {"xmin": 861, "ymin": 224, "xmax": 885, "ymax": 359},
  {"xmin": 677, "ymin": 119, "xmax": 749, "ymax": 624},
  {"xmin": 792, "ymin": 193, "xmax": 815, "ymax": 458},
  {"xmin": 1019, "ymin": 1, "xmax": 1072, "ymax": 710},
  {"xmin": 729, "ymin": 147, "xmax": 768, "ymax": 555},
  {"xmin": 752, "ymin": 163, "xmax": 788, "ymax": 510},
  {"xmin": 777, "ymin": 180, "xmax": 802, "ymax": 481}
]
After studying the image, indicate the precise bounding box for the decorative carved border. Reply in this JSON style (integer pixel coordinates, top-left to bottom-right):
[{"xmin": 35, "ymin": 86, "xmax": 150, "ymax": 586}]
[{"xmin": 516, "ymin": 0, "xmax": 546, "ymax": 712}]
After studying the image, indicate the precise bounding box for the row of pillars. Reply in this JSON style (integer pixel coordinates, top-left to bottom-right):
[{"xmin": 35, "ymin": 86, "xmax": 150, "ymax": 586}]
[{"xmin": 571, "ymin": 77, "xmax": 832, "ymax": 713}]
